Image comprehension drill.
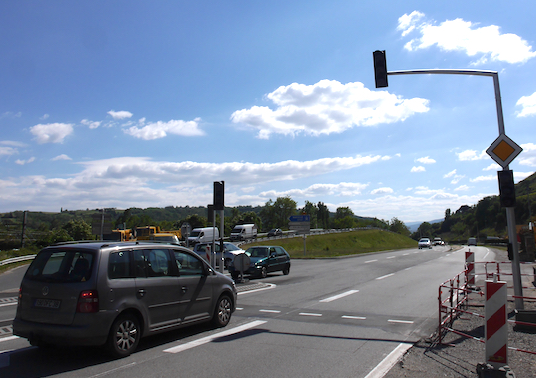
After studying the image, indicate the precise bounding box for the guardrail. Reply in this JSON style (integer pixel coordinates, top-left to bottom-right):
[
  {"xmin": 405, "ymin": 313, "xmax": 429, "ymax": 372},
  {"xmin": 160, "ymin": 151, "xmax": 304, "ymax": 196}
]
[{"xmin": 0, "ymin": 254, "xmax": 36, "ymax": 267}]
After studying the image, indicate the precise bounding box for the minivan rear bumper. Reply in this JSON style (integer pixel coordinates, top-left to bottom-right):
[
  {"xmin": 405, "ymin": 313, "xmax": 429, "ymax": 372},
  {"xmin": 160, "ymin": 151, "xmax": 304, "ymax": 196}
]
[{"xmin": 13, "ymin": 311, "xmax": 116, "ymax": 346}]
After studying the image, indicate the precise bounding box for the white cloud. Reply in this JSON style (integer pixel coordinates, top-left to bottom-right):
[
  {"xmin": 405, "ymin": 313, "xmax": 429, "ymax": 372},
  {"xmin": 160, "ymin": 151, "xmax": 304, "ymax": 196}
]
[
  {"xmin": 40, "ymin": 114, "xmax": 49, "ymax": 120},
  {"xmin": 416, "ymin": 156, "xmax": 436, "ymax": 164},
  {"xmin": 397, "ymin": 11, "xmax": 425, "ymax": 37},
  {"xmin": 398, "ymin": 12, "xmax": 536, "ymax": 64},
  {"xmin": 260, "ymin": 182, "xmax": 369, "ymax": 199},
  {"xmin": 450, "ymin": 175, "xmax": 465, "ymax": 185},
  {"xmin": 519, "ymin": 143, "xmax": 536, "ymax": 167},
  {"xmin": 515, "ymin": 171, "xmax": 534, "ymax": 182},
  {"xmin": 516, "ymin": 92, "xmax": 536, "ymax": 117},
  {"xmin": 470, "ymin": 175, "xmax": 495, "ymax": 183},
  {"xmin": 483, "ymin": 163, "xmax": 501, "ymax": 171},
  {"xmin": 0, "ymin": 146, "xmax": 18, "ymax": 157},
  {"xmin": 454, "ymin": 185, "xmax": 470, "ymax": 191},
  {"xmin": 371, "ymin": 187, "xmax": 394, "ymax": 195},
  {"xmin": 108, "ymin": 110, "xmax": 133, "ymax": 120},
  {"xmin": 0, "ymin": 111, "xmax": 22, "ymax": 119},
  {"xmin": 81, "ymin": 119, "xmax": 102, "ymax": 129},
  {"xmin": 411, "ymin": 166, "xmax": 425, "ymax": 172},
  {"xmin": 457, "ymin": 149, "xmax": 487, "ymax": 161},
  {"xmin": 123, "ymin": 118, "xmax": 204, "ymax": 140},
  {"xmin": 15, "ymin": 157, "xmax": 35, "ymax": 165},
  {"xmin": 30, "ymin": 123, "xmax": 74, "ymax": 144},
  {"xmin": 52, "ymin": 154, "xmax": 72, "ymax": 161},
  {"xmin": 231, "ymin": 80, "xmax": 429, "ymax": 139},
  {"xmin": 444, "ymin": 169, "xmax": 456, "ymax": 178}
]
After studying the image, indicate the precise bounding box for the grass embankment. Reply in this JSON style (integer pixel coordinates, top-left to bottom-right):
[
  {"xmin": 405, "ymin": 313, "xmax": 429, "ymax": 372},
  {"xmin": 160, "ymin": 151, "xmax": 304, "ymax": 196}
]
[{"xmin": 247, "ymin": 229, "xmax": 417, "ymax": 259}]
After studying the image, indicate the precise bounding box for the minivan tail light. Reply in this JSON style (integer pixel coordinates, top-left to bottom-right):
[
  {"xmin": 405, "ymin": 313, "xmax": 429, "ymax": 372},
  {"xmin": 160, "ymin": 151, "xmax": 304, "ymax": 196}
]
[{"xmin": 77, "ymin": 290, "xmax": 99, "ymax": 313}]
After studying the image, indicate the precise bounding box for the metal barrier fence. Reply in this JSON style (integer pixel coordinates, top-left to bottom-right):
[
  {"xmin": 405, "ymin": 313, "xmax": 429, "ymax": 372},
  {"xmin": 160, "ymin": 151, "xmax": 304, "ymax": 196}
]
[{"xmin": 438, "ymin": 261, "xmax": 536, "ymax": 357}]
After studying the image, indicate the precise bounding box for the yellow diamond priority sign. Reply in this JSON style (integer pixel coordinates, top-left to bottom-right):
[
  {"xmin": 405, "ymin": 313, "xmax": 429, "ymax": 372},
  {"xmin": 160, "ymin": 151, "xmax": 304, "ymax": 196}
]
[{"xmin": 486, "ymin": 134, "xmax": 522, "ymax": 169}]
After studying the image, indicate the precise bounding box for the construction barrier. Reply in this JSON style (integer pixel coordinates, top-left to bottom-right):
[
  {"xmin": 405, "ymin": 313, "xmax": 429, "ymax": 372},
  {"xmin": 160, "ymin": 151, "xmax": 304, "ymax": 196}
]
[
  {"xmin": 485, "ymin": 279, "xmax": 508, "ymax": 367},
  {"xmin": 438, "ymin": 262, "xmax": 536, "ymax": 359}
]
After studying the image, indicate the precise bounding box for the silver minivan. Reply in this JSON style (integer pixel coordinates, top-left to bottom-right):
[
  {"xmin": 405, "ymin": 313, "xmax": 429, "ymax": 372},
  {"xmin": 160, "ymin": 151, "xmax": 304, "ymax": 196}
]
[{"xmin": 13, "ymin": 241, "xmax": 237, "ymax": 357}]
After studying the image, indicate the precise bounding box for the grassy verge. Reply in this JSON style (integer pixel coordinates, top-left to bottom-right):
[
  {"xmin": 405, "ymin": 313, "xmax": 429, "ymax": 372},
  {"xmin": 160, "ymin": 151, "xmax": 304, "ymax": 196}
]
[{"xmin": 245, "ymin": 229, "xmax": 417, "ymax": 259}]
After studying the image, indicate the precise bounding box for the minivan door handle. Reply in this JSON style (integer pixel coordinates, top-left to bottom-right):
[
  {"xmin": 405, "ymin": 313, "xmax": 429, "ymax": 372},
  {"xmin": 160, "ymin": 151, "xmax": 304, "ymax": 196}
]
[
  {"xmin": 137, "ymin": 289, "xmax": 146, "ymax": 298},
  {"xmin": 181, "ymin": 286, "xmax": 188, "ymax": 293}
]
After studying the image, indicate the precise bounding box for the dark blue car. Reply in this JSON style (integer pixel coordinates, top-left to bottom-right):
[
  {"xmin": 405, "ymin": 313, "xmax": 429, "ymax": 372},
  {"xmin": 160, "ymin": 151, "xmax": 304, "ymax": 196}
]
[{"xmin": 229, "ymin": 245, "xmax": 291, "ymax": 279}]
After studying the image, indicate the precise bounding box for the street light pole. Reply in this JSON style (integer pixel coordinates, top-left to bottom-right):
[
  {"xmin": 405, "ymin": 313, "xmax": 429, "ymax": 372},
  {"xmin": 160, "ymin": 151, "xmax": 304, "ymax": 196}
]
[{"xmin": 379, "ymin": 64, "xmax": 524, "ymax": 309}]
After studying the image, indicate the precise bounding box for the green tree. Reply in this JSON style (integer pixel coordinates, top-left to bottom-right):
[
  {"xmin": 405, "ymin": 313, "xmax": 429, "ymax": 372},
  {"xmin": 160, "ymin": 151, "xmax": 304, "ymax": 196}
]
[
  {"xmin": 334, "ymin": 206, "xmax": 354, "ymax": 219},
  {"xmin": 389, "ymin": 217, "xmax": 410, "ymax": 236},
  {"xmin": 260, "ymin": 196, "xmax": 297, "ymax": 230},
  {"xmin": 62, "ymin": 218, "xmax": 93, "ymax": 240},
  {"xmin": 317, "ymin": 202, "xmax": 330, "ymax": 229},
  {"xmin": 301, "ymin": 201, "xmax": 318, "ymax": 229}
]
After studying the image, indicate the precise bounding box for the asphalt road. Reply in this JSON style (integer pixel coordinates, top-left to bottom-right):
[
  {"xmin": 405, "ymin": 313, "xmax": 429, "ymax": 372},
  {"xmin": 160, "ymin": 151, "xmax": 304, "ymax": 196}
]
[{"xmin": 0, "ymin": 245, "xmax": 495, "ymax": 378}]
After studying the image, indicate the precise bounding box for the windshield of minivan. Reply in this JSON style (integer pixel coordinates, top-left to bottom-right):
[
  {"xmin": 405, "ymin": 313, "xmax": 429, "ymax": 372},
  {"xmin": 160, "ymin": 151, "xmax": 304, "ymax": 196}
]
[{"xmin": 26, "ymin": 249, "xmax": 94, "ymax": 283}]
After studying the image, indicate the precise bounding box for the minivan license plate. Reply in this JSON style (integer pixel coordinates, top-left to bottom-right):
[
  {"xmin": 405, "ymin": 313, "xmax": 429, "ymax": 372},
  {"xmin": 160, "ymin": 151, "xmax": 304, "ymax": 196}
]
[{"xmin": 34, "ymin": 298, "xmax": 61, "ymax": 309}]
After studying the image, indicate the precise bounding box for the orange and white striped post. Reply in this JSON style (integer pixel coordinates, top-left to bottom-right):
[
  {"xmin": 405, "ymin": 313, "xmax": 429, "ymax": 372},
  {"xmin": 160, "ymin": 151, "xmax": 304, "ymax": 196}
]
[
  {"xmin": 485, "ymin": 279, "xmax": 508, "ymax": 368},
  {"xmin": 465, "ymin": 250, "xmax": 475, "ymax": 287}
]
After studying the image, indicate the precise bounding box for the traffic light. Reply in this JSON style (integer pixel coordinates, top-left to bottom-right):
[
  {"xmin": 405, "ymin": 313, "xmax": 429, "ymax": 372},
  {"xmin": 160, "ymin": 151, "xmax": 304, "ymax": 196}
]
[
  {"xmin": 373, "ymin": 50, "xmax": 388, "ymax": 88},
  {"xmin": 207, "ymin": 204, "xmax": 214, "ymax": 223},
  {"xmin": 498, "ymin": 170, "xmax": 516, "ymax": 207},
  {"xmin": 213, "ymin": 181, "xmax": 224, "ymax": 211}
]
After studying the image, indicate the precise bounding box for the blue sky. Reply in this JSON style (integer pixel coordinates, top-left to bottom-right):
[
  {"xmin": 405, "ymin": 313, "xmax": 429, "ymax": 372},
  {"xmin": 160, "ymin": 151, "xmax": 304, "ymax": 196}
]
[{"xmin": 1, "ymin": 1, "xmax": 535, "ymax": 223}]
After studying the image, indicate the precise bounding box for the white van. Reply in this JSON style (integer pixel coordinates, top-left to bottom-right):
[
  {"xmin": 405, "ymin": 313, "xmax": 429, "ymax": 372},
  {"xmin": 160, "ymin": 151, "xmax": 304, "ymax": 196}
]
[
  {"xmin": 230, "ymin": 224, "xmax": 258, "ymax": 241},
  {"xmin": 188, "ymin": 227, "xmax": 219, "ymax": 246}
]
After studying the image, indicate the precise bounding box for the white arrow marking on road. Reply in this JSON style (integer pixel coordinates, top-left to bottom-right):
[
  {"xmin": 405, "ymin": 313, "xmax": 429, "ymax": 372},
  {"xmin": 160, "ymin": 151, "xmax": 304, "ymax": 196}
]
[
  {"xmin": 163, "ymin": 320, "xmax": 267, "ymax": 353},
  {"xmin": 375, "ymin": 273, "xmax": 395, "ymax": 280},
  {"xmin": 319, "ymin": 290, "xmax": 359, "ymax": 303}
]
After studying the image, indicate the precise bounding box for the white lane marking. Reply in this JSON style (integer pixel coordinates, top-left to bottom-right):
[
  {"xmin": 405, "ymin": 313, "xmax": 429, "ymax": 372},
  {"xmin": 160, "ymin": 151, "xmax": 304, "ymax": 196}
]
[
  {"xmin": 364, "ymin": 342, "xmax": 413, "ymax": 378},
  {"xmin": 319, "ymin": 290, "xmax": 359, "ymax": 303},
  {"xmin": 164, "ymin": 320, "xmax": 267, "ymax": 353},
  {"xmin": 403, "ymin": 253, "xmax": 410, "ymax": 256},
  {"xmin": 259, "ymin": 309, "xmax": 281, "ymax": 313},
  {"xmin": 388, "ymin": 319, "xmax": 414, "ymax": 324},
  {"xmin": 342, "ymin": 315, "xmax": 366, "ymax": 320},
  {"xmin": 386, "ymin": 256, "xmax": 396, "ymax": 259},
  {"xmin": 299, "ymin": 312, "xmax": 322, "ymax": 317},
  {"xmin": 238, "ymin": 283, "xmax": 276, "ymax": 295},
  {"xmin": 364, "ymin": 259, "xmax": 377, "ymax": 263},
  {"xmin": 236, "ymin": 307, "xmax": 244, "ymax": 310},
  {"xmin": 404, "ymin": 267, "xmax": 412, "ymax": 271},
  {"xmin": 0, "ymin": 303, "xmax": 17, "ymax": 308},
  {"xmin": 0, "ymin": 336, "xmax": 18, "ymax": 343},
  {"xmin": 375, "ymin": 273, "xmax": 395, "ymax": 280}
]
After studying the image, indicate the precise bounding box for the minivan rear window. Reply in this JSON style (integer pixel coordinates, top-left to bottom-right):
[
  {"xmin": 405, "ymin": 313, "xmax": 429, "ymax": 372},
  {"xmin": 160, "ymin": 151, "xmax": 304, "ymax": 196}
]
[{"xmin": 26, "ymin": 249, "xmax": 94, "ymax": 283}]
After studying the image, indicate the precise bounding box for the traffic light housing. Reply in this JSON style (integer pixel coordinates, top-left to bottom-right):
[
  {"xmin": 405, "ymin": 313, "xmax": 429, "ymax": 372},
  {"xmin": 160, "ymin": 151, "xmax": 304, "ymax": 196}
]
[
  {"xmin": 498, "ymin": 170, "xmax": 516, "ymax": 207},
  {"xmin": 373, "ymin": 50, "xmax": 388, "ymax": 88},
  {"xmin": 213, "ymin": 181, "xmax": 224, "ymax": 211}
]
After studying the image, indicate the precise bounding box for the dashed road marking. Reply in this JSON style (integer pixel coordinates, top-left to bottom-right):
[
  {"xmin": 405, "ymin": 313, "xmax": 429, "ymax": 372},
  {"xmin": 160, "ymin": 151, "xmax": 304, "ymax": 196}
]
[
  {"xmin": 388, "ymin": 319, "xmax": 414, "ymax": 324},
  {"xmin": 364, "ymin": 259, "xmax": 377, "ymax": 263},
  {"xmin": 259, "ymin": 309, "xmax": 281, "ymax": 313},
  {"xmin": 299, "ymin": 312, "xmax": 322, "ymax": 317},
  {"xmin": 342, "ymin": 315, "xmax": 366, "ymax": 320}
]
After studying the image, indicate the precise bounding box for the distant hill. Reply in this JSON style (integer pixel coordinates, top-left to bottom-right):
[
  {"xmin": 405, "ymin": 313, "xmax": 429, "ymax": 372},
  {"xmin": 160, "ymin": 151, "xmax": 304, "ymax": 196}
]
[{"xmin": 406, "ymin": 219, "xmax": 443, "ymax": 233}]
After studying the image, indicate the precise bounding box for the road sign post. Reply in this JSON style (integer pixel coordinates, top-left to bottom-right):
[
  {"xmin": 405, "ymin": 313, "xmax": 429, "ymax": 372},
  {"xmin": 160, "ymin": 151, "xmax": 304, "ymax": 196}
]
[{"xmin": 289, "ymin": 215, "xmax": 310, "ymax": 256}]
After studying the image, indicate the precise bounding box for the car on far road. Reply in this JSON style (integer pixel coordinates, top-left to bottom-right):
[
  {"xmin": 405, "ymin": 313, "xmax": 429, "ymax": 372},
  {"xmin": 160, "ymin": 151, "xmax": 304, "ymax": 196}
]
[
  {"xmin": 193, "ymin": 242, "xmax": 245, "ymax": 268},
  {"xmin": 418, "ymin": 238, "xmax": 432, "ymax": 249},
  {"xmin": 228, "ymin": 245, "xmax": 291, "ymax": 279},
  {"xmin": 468, "ymin": 237, "xmax": 477, "ymax": 246},
  {"xmin": 433, "ymin": 237, "xmax": 444, "ymax": 246},
  {"xmin": 267, "ymin": 228, "xmax": 283, "ymax": 237}
]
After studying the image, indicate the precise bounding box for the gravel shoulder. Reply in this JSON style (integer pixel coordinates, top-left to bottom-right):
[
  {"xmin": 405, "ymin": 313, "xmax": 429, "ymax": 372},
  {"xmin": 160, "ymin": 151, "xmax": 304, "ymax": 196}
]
[{"xmin": 384, "ymin": 248, "xmax": 536, "ymax": 378}]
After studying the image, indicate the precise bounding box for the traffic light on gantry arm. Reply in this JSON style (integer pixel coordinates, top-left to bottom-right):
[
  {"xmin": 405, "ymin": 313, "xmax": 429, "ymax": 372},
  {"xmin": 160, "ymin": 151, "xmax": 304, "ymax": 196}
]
[
  {"xmin": 373, "ymin": 50, "xmax": 388, "ymax": 88},
  {"xmin": 498, "ymin": 170, "xmax": 516, "ymax": 208}
]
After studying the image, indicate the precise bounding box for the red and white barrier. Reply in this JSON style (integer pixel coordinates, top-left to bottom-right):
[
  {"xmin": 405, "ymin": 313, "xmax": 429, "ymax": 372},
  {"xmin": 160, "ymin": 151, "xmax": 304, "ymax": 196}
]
[
  {"xmin": 465, "ymin": 250, "xmax": 475, "ymax": 287},
  {"xmin": 485, "ymin": 279, "xmax": 508, "ymax": 368}
]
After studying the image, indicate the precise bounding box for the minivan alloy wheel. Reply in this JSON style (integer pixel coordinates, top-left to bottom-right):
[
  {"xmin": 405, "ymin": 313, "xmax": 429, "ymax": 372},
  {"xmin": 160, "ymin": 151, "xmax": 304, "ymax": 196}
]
[
  {"xmin": 212, "ymin": 295, "xmax": 232, "ymax": 327},
  {"xmin": 108, "ymin": 314, "xmax": 140, "ymax": 357}
]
